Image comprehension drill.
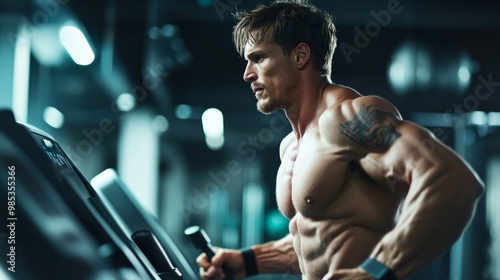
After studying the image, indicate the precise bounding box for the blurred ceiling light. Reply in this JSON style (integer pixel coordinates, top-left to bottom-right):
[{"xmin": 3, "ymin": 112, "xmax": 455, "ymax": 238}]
[
  {"xmin": 454, "ymin": 52, "xmax": 474, "ymax": 94},
  {"xmin": 43, "ymin": 106, "xmax": 65, "ymax": 129},
  {"xmin": 205, "ymin": 135, "xmax": 225, "ymax": 150},
  {"xmin": 202, "ymin": 108, "xmax": 224, "ymax": 137},
  {"xmin": 31, "ymin": 24, "xmax": 66, "ymax": 66},
  {"xmin": 488, "ymin": 112, "xmax": 500, "ymax": 127},
  {"xmin": 458, "ymin": 65, "xmax": 471, "ymax": 85},
  {"xmin": 152, "ymin": 115, "xmax": 169, "ymax": 133},
  {"xmin": 388, "ymin": 54, "xmax": 413, "ymax": 95},
  {"xmin": 175, "ymin": 104, "xmax": 192, "ymax": 119},
  {"xmin": 388, "ymin": 41, "xmax": 473, "ymax": 96},
  {"xmin": 59, "ymin": 25, "xmax": 95, "ymax": 66},
  {"xmin": 387, "ymin": 42, "xmax": 419, "ymax": 96},
  {"xmin": 116, "ymin": 92, "xmax": 136, "ymax": 112},
  {"xmin": 202, "ymin": 108, "xmax": 224, "ymax": 150},
  {"xmin": 415, "ymin": 49, "xmax": 432, "ymax": 86},
  {"xmin": 469, "ymin": 111, "xmax": 487, "ymax": 126}
]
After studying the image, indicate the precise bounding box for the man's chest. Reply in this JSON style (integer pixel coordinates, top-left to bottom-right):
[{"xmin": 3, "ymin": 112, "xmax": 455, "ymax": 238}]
[{"xmin": 276, "ymin": 135, "xmax": 357, "ymax": 218}]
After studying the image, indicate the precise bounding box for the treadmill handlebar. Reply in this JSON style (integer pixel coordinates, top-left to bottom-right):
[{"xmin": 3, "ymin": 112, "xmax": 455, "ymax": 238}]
[
  {"xmin": 184, "ymin": 226, "xmax": 235, "ymax": 280},
  {"xmin": 132, "ymin": 229, "xmax": 183, "ymax": 280}
]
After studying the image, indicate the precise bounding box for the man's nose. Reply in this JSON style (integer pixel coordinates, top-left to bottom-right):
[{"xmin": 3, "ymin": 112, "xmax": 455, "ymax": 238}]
[{"xmin": 243, "ymin": 62, "xmax": 257, "ymax": 83}]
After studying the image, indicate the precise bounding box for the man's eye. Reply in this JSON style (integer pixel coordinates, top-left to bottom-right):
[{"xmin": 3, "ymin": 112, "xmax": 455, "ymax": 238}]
[{"xmin": 254, "ymin": 56, "xmax": 263, "ymax": 62}]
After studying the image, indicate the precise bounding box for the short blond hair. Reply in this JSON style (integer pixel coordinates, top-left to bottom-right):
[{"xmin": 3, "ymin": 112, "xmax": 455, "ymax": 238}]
[{"xmin": 233, "ymin": 1, "xmax": 337, "ymax": 77}]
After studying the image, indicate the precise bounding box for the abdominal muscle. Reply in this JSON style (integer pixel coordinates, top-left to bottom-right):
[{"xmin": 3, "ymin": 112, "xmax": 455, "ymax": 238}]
[
  {"xmin": 276, "ymin": 138, "xmax": 402, "ymax": 279},
  {"xmin": 288, "ymin": 212, "xmax": 386, "ymax": 279}
]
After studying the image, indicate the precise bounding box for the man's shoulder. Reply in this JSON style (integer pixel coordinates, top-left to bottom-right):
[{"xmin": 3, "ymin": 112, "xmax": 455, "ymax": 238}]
[
  {"xmin": 324, "ymin": 84, "xmax": 362, "ymax": 104},
  {"xmin": 322, "ymin": 86, "xmax": 402, "ymax": 121},
  {"xmin": 318, "ymin": 92, "xmax": 404, "ymax": 148}
]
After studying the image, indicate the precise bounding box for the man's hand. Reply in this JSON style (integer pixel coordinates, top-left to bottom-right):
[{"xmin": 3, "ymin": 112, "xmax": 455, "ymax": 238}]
[
  {"xmin": 322, "ymin": 268, "xmax": 374, "ymax": 280},
  {"xmin": 197, "ymin": 248, "xmax": 246, "ymax": 280}
]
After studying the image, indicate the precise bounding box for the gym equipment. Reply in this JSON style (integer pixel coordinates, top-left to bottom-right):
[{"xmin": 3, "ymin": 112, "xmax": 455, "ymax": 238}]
[
  {"xmin": 0, "ymin": 109, "xmax": 194, "ymax": 279},
  {"xmin": 185, "ymin": 225, "xmax": 235, "ymax": 280}
]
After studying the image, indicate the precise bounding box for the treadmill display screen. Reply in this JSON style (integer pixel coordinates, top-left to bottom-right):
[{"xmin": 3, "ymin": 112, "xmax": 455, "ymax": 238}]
[
  {"xmin": 42, "ymin": 139, "xmax": 73, "ymax": 169},
  {"xmin": 31, "ymin": 133, "xmax": 95, "ymax": 199}
]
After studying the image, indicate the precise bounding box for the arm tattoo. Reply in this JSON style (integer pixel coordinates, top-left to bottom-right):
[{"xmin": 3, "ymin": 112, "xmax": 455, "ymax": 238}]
[{"xmin": 339, "ymin": 105, "xmax": 401, "ymax": 150}]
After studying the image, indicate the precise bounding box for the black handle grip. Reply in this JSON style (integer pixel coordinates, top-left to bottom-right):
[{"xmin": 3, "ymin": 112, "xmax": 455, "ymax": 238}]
[
  {"xmin": 132, "ymin": 229, "xmax": 183, "ymax": 279},
  {"xmin": 184, "ymin": 226, "xmax": 235, "ymax": 280}
]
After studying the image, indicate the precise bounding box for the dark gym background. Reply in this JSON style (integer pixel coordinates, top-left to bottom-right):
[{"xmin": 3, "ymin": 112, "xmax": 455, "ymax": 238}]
[{"xmin": 1, "ymin": 0, "xmax": 499, "ymax": 279}]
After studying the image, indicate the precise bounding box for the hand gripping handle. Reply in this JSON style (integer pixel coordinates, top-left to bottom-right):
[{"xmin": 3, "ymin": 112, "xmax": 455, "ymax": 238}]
[{"xmin": 184, "ymin": 226, "xmax": 235, "ymax": 280}]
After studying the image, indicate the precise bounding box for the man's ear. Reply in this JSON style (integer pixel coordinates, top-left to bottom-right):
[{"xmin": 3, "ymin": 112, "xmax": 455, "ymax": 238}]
[{"xmin": 293, "ymin": 42, "xmax": 311, "ymax": 69}]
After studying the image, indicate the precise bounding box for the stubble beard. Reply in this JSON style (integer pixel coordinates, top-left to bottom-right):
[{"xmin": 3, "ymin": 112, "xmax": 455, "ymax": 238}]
[
  {"xmin": 256, "ymin": 92, "xmax": 286, "ymax": 115},
  {"xmin": 257, "ymin": 83, "xmax": 295, "ymax": 115},
  {"xmin": 256, "ymin": 62, "xmax": 296, "ymax": 114},
  {"xmin": 257, "ymin": 99, "xmax": 278, "ymax": 115}
]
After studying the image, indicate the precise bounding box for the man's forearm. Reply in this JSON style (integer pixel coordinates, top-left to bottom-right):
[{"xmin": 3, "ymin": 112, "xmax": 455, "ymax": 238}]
[{"xmin": 250, "ymin": 234, "xmax": 300, "ymax": 275}]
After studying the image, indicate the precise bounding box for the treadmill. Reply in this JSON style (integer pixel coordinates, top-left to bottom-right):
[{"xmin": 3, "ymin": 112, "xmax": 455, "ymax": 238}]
[{"xmin": 0, "ymin": 109, "xmax": 195, "ymax": 279}]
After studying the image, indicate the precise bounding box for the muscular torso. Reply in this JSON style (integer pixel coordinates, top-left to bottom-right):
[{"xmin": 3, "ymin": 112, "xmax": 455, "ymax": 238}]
[{"xmin": 276, "ymin": 88, "xmax": 406, "ymax": 279}]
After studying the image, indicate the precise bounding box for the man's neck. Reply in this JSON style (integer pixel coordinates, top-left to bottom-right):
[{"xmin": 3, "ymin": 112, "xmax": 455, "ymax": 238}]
[{"xmin": 284, "ymin": 75, "xmax": 331, "ymax": 139}]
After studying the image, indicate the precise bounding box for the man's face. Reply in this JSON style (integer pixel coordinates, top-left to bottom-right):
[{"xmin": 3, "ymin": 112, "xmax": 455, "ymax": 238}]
[{"xmin": 243, "ymin": 39, "xmax": 297, "ymax": 114}]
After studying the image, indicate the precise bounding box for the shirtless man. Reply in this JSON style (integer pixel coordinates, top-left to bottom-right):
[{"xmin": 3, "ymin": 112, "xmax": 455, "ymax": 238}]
[{"xmin": 197, "ymin": 1, "xmax": 484, "ymax": 279}]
